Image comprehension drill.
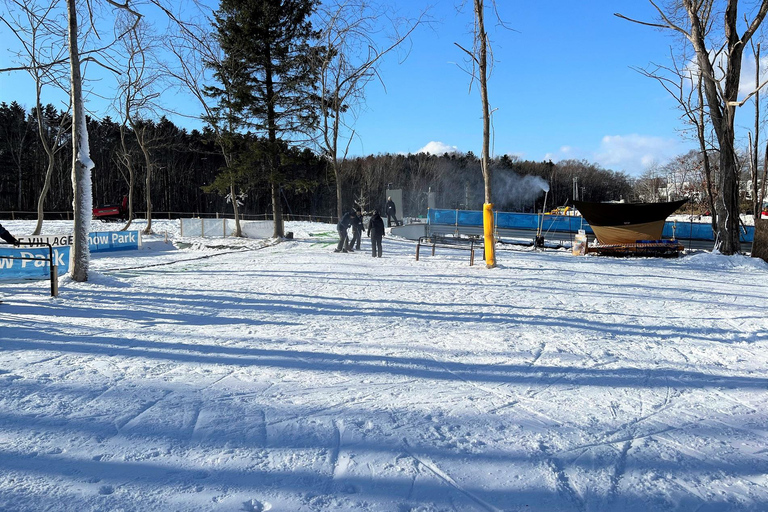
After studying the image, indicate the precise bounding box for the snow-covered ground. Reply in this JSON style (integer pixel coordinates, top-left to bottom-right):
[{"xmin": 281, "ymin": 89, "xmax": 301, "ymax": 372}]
[{"xmin": 2, "ymin": 219, "xmax": 768, "ymax": 512}]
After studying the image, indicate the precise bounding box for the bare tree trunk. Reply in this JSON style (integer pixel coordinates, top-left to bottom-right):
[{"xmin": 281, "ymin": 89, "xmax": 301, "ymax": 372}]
[
  {"xmin": 139, "ymin": 133, "xmax": 153, "ymax": 234},
  {"xmin": 118, "ymin": 124, "xmax": 136, "ymax": 231},
  {"xmin": 33, "ymin": 105, "xmax": 59, "ymax": 236},
  {"xmin": 230, "ymin": 179, "xmax": 242, "ymax": 237},
  {"xmin": 762, "ymin": 141, "xmax": 768, "ymax": 218},
  {"xmin": 697, "ymin": 78, "xmax": 718, "ymax": 238},
  {"xmin": 33, "ymin": 156, "xmax": 55, "ymax": 236},
  {"xmin": 473, "ymin": 0, "xmax": 496, "ymax": 268},
  {"xmin": 271, "ymin": 181, "xmax": 284, "ymax": 238},
  {"xmin": 67, "ymin": 0, "xmax": 91, "ymax": 282},
  {"xmin": 334, "ymin": 158, "xmax": 343, "ymax": 220},
  {"xmin": 753, "ymin": 44, "xmax": 761, "ymax": 223},
  {"xmin": 265, "ymin": 53, "xmax": 284, "ymax": 238}
]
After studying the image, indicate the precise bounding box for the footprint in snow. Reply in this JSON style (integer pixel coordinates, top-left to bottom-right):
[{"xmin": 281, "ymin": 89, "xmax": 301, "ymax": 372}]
[
  {"xmin": 242, "ymin": 498, "xmax": 272, "ymax": 511},
  {"xmin": 98, "ymin": 485, "xmax": 114, "ymax": 495}
]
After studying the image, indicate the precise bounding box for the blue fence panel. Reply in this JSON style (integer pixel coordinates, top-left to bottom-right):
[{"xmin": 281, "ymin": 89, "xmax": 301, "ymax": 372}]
[
  {"xmin": 540, "ymin": 215, "xmax": 593, "ymax": 234},
  {"xmin": 429, "ymin": 208, "xmax": 758, "ymax": 241},
  {"xmin": 495, "ymin": 212, "xmax": 538, "ymax": 230},
  {"xmin": 457, "ymin": 210, "xmax": 483, "ymax": 226},
  {"xmin": 662, "ymin": 221, "xmax": 753, "ymax": 241},
  {"xmin": 432, "ymin": 209, "xmax": 593, "ymax": 234},
  {"xmin": 429, "ymin": 209, "xmax": 458, "ymax": 225}
]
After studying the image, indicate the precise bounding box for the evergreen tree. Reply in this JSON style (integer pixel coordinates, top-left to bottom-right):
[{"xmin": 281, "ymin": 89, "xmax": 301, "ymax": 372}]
[{"xmin": 207, "ymin": 0, "xmax": 323, "ymax": 237}]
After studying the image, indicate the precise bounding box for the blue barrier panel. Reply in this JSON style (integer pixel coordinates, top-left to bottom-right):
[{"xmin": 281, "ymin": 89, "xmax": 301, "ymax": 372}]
[
  {"xmin": 0, "ymin": 246, "xmax": 71, "ymax": 280},
  {"xmin": 89, "ymin": 230, "xmax": 141, "ymax": 252},
  {"xmin": 495, "ymin": 212, "xmax": 539, "ymax": 230},
  {"xmin": 457, "ymin": 210, "xmax": 483, "ymax": 226},
  {"xmin": 432, "ymin": 209, "xmax": 593, "ymax": 234},
  {"xmin": 429, "ymin": 209, "xmax": 458, "ymax": 225},
  {"xmin": 663, "ymin": 221, "xmax": 753, "ymax": 241},
  {"xmin": 429, "ymin": 208, "xmax": 755, "ymax": 241}
]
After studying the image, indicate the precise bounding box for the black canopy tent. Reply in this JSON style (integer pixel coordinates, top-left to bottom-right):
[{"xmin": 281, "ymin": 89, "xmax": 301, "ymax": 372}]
[{"xmin": 573, "ymin": 199, "xmax": 688, "ymax": 245}]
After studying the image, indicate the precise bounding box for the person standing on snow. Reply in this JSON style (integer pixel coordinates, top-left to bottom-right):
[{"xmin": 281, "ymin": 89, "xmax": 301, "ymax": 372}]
[
  {"xmin": 335, "ymin": 208, "xmax": 356, "ymax": 253},
  {"xmin": 385, "ymin": 196, "xmax": 398, "ymax": 227},
  {"xmin": 349, "ymin": 208, "xmax": 363, "ymax": 251},
  {"xmin": 367, "ymin": 210, "xmax": 385, "ymax": 257},
  {"xmin": 0, "ymin": 224, "xmax": 19, "ymax": 246}
]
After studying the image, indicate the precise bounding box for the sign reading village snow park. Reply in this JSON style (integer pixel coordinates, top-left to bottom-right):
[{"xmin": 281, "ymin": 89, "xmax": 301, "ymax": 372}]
[{"xmin": 0, "ymin": 230, "xmax": 140, "ymax": 280}]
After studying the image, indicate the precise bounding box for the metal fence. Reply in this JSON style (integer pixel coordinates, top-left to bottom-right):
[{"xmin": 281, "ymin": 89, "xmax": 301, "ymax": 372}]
[{"xmin": 0, "ymin": 211, "xmax": 338, "ymax": 224}]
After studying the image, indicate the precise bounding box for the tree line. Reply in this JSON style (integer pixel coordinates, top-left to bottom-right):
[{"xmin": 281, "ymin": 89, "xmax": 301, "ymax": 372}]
[{"xmin": 0, "ymin": 99, "xmax": 635, "ymax": 219}]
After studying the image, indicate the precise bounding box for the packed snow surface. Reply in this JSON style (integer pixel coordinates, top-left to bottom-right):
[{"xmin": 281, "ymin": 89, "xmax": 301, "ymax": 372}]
[{"xmin": 2, "ymin": 219, "xmax": 768, "ymax": 511}]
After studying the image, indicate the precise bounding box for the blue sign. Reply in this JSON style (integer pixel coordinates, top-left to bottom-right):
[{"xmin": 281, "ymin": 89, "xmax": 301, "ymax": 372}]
[
  {"xmin": 0, "ymin": 246, "xmax": 71, "ymax": 280},
  {"xmin": 89, "ymin": 230, "xmax": 141, "ymax": 252}
]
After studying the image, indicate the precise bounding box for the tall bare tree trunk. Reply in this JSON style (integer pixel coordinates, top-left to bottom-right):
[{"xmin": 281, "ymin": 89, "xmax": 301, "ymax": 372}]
[
  {"xmin": 230, "ymin": 179, "xmax": 242, "ymax": 237},
  {"xmin": 474, "ymin": 0, "xmax": 495, "ymax": 268},
  {"xmin": 67, "ymin": 0, "xmax": 91, "ymax": 282},
  {"xmin": 140, "ymin": 136, "xmax": 153, "ymax": 234},
  {"xmin": 752, "ymin": 44, "xmax": 761, "ymax": 224},
  {"xmin": 33, "ymin": 101, "xmax": 63, "ymax": 236}
]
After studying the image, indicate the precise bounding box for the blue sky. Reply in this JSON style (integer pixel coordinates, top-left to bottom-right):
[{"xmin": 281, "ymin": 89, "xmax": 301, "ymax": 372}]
[
  {"xmin": 350, "ymin": 0, "xmax": 696, "ymax": 175},
  {"xmin": 3, "ymin": 1, "xmax": 762, "ymax": 176}
]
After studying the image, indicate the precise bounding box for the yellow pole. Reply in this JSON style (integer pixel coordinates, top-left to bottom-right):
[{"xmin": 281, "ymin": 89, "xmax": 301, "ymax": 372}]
[{"xmin": 483, "ymin": 202, "xmax": 496, "ymax": 268}]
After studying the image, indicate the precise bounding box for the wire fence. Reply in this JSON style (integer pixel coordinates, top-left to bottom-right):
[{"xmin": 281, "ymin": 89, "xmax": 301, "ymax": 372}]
[{"xmin": 0, "ymin": 211, "xmax": 338, "ymax": 224}]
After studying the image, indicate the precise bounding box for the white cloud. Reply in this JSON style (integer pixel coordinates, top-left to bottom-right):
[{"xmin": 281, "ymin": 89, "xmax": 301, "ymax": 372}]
[
  {"xmin": 416, "ymin": 141, "xmax": 461, "ymax": 155},
  {"xmin": 594, "ymin": 134, "xmax": 680, "ymax": 174},
  {"xmin": 544, "ymin": 135, "xmax": 683, "ymax": 175}
]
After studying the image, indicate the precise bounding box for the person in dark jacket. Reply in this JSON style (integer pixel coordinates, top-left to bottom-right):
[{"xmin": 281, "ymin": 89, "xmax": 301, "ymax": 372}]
[
  {"xmin": 0, "ymin": 224, "xmax": 19, "ymax": 246},
  {"xmin": 349, "ymin": 208, "xmax": 363, "ymax": 251},
  {"xmin": 367, "ymin": 210, "xmax": 385, "ymax": 257},
  {"xmin": 385, "ymin": 197, "xmax": 398, "ymax": 227},
  {"xmin": 335, "ymin": 209, "xmax": 355, "ymax": 252}
]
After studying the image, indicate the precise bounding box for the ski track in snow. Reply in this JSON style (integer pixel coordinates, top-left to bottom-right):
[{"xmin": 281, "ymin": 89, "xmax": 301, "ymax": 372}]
[{"xmin": 1, "ymin": 219, "xmax": 768, "ymax": 511}]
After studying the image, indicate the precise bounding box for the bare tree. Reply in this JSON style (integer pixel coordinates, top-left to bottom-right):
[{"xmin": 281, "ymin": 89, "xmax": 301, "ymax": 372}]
[
  {"xmin": 617, "ymin": 1, "xmax": 768, "ymax": 254},
  {"xmin": 316, "ymin": 0, "xmax": 425, "ymax": 219},
  {"xmin": 163, "ymin": 13, "xmax": 247, "ymax": 237},
  {"xmin": 115, "ymin": 14, "xmax": 163, "ymax": 234},
  {"xmin": 455, "ymin": 0, "xmax": 500, "ymax": 267},
  {"xmin": 66, "ymin": 0, "xmax": 93, "ymax": 281},
  {"xmin": 748, "ymin": 42, "xmax": 768, "ymax": 227},
  {"xmin": 1, "ymin": 0, "xmax": 71, "ymax": 235},
  {"xmin": 634, "ymin": 53, "xmax": 719, "ymax": 234}
]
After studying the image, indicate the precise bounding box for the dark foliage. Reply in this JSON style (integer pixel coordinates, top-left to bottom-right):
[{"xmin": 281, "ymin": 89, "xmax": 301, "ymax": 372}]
[{"xmin": 0, "ymin": 102, "xmax": 632, "ymax": 221}]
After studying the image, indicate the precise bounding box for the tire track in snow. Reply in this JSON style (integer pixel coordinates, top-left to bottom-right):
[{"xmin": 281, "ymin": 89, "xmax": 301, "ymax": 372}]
[
  {"xmin": 116, "ymin": 390, "xmax": 173, "ymax": 432},
  {"xmin": 99, "ymin": 239, "xmax": 281, "ymax": 273},
  {"xmin": 402, "ymin": 439, "xmax": 502, "ymax": 512}
]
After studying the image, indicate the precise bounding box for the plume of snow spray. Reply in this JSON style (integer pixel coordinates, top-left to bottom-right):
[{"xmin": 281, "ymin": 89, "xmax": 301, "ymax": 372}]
[{"xmin": 493, "ymin": 172, "xmax": 550, "ymax": 209}]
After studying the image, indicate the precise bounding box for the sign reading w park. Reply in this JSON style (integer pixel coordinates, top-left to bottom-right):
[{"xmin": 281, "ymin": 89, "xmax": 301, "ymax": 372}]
[
  {"xmin": 0, "ymin": 230, "xmax": 141, "ymax": 280},
  {"xmin": 0, "ymin": 246, "xmax": 71, "ymax": 279}
]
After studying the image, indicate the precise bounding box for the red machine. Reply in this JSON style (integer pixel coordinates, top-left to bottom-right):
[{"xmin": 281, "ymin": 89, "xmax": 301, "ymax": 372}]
[{"xmin": 93, "ymin": 196, "xmax": 128, "ymax": 221}]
